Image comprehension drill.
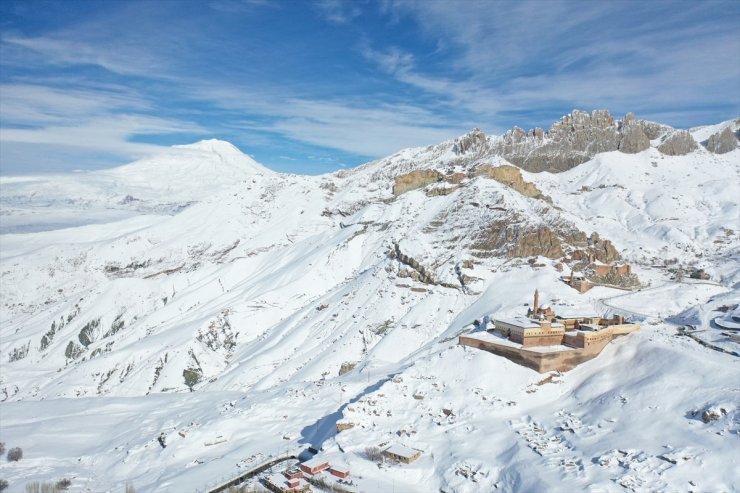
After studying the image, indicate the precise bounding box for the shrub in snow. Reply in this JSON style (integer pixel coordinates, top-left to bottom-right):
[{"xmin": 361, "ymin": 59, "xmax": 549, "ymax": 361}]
[
  {"xmin": 56, "ymin": 479, "xmax": 72, "ymax": 490},
  {"xmin": 0, "ymin": 443, "xmax": 4, "ymax": 455},
  {"xmin": 0, "ymin": 479, "xmax": 8, "ymax": 491},
  {"xmin": 182, "ymin": 368, "xmax": 202, "ymax": 391},
  {"xmin": 365, "ymin": 446, "xmax": 384, "ymax": 463},
  {"xmin": 6, "ymin": 447, "xmax": 22, "ymax": 462},
  {"xmin": 125, "ymin": 484, "xmax": 136, "ymax": 493}
]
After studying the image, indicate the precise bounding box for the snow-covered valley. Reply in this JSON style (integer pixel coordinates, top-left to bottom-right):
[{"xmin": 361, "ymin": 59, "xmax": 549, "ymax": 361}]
[{"xmin": 0, "ymin": 112, "xmax": 738, "ymax": 493}]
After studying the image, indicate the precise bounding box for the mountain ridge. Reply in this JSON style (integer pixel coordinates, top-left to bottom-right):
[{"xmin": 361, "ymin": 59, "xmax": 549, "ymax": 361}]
[{"xmin": 0, "ymin": 110, "xmax": 738, "ymax": 492}]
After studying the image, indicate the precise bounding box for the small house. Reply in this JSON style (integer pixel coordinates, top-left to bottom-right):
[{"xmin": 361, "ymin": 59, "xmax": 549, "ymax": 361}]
[
  {"xmin": 264, "ymin": 473, "xmax": 310, "ymax": 493},
  {"xmin": 383, "ymin": 444, "xmax": 422, "ymax": 464},
  {"xmin": 284, "ymin": 468, "xmax": 303, "ymax": 480},
  {"xmin": 329, "ymin": 464, "xmax": 350, "ymax": 478},
  {"xmin": 300, "ymin": 457, "xmax": 330, "ymax": 475}
]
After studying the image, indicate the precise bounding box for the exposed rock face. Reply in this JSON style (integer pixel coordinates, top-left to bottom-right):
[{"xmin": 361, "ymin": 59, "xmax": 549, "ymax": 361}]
[
  {"xmin": 658, "ymin": 130, "xmax": 698, "ymax": 156},
  {"xmin": 703, "ymin": 127, "xmax": 738, "ymax": 154},
  {"xmin": 491, "ymin": 110, "xmax": 667, "ymax": 172},
  {"xmin": 339, "ymin": 361, "xmax": 357, "ymax": 376},
  {"xmin": 638, "ymin": 119, "xmax": 671, "ymax": 140},
  {"xmin": 472, "ymin": 222, "xmax": 566, "ymax": 259},
  {"xmin": 495, "ymin": 110, "xmax": 621, "ymax": 172},
  {"xmin": 587, "ymin": 232, "xmax": 621, "ymax": 262},
  {"xmin": 392, "ymin": 169, "xmax": 442, "ymax": 195},
  {"xmin": 452, "ymin": 128, "xmax": 488, "ymax": 155},
  {"xmin": 507, "ymin": 226, "xmax": 566, "ymax": 258},
  {"xmin": 474, "ymin": 164, "xmax": 551, "ymax": 202},
  {"xmin": 618, "ymin": 121, "xmax": 650, "ymax": 154}
]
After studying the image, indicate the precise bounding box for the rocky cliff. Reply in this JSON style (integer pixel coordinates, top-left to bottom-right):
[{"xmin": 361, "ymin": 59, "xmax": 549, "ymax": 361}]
[{"xmin": 446, "ymin": 110, "xmax": 731, "ymax": 173}]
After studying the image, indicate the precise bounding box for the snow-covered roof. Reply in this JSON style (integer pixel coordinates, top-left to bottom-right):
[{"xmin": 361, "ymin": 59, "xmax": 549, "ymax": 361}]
[
  {"xmin": 330, "ymin": 464, "xmax": 350, "ymax": 474},
  {"xmin": 494, "ymin": 317, "xmax": 540, "ymax": 329},
  {"xmin": 302, "ymin": 457, "xmax": 329, "ymax": 469},
  {"xmin": 385, "ymin": 444, "xmax": 421, "ymax": 458},
  {"xmin": 266, "ymin": 473, "xmax": 289, "ymax": 486},
  {"xmin": 557, "ymin": 313, "xmax": 600, "ymax": 320},
  {"xmin": 494, "ymin": 317, "xmax": 564, "ymax": 330}
]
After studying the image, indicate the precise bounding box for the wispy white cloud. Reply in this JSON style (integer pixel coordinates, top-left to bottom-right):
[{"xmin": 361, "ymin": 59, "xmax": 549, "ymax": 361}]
[
  {"xmin": 375, "ymin": 0, "xmax": 740, "ymax": 127},
  {"xmin": 4, "ymin": 35, "xmax": 167, "ymax": 78},
  {"xmin": 316, "ymin": 0, "xmax": 362, "ymax": 24},
  {"xmin": 191, "ymin": 83, "xmax": 467, "ymax": 156}
]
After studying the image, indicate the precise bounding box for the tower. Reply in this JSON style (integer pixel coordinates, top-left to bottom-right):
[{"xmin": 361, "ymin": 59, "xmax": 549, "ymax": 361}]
[{"xmin": 533, "ymin": 288, "xmax": 539, "ymax": 316}]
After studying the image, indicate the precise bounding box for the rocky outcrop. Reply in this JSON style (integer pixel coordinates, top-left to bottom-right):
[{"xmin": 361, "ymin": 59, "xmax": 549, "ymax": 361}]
[
  {"xmin": 472, "ymin": 222, "xmax": 566, "ymax": 259},
  {"xmin": 703, "ymin": 127, "xmax": 738, "ymax": 154},
  {"xmin": 392, "ymin": 169, "xmax": 442, "ymax": 195},
  {"xmin": 495, "ymin": 110, "xmax": 620, "ymax": 172},
  {"xmin": 452, "ymin": 128, "xmax": 489, "ymax": 155},
  {"xmin": 390, "ymin": 244, "xmax": 436, "ymax": 284},
  {"xmin": 638, "ymin": 119, "xmax": 671, "ymax": 140},
  {"xmin": 507, "ymin": 227, "xmax": 566, "ymax": 258},
  {"xmin": 474, "ymin": 164, "xmax": 551, "ymax": 202},
  {"xmin": 618, "ymin": 118, "xmax": 650, "ymax": 154},
  {"xmin": 658, "ymin": 130, "xmax": 698, "ymax": 156},
  {"xmin": 470, "ymin": 220, "xmax": 622, "ymax": 262},
  {"xmin": 570, "ymin": 232, "xmax": 621, "ymax": 263},
  {"xmin": 493, "ymin": 110, "xmax": 666, "ymax": 172}
]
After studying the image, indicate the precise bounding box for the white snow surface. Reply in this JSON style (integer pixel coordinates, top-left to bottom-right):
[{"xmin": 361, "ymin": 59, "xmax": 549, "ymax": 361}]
[{"xmin": 0, "ymin": 129, "xmax": 738, "ymax": 493}]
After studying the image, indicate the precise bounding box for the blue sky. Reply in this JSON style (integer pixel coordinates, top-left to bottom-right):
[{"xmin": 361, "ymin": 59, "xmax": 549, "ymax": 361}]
[{"xmin": 1, "ymin": 0, "xmax": 738, "ymax": 174}]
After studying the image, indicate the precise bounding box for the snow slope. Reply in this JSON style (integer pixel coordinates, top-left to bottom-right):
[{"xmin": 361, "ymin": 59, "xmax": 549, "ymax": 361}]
[
  {"xmin": 0, "ymin": 140, "xmax": 269, "ymax": 233},
  {"xmin": 0, "ymin": 117, "xmax": 738, "ymax": 493}
]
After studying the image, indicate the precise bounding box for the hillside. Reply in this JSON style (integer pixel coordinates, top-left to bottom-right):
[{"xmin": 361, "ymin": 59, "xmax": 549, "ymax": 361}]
[{"xmin": 0, "ymin": 111, "xmax": 738, "ymax": 493}]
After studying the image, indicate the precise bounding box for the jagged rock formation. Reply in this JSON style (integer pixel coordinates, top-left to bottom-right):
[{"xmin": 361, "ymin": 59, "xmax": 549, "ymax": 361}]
[
  {"xmin": 493, "ymin": 110, "xmax": 620, "ymax": 172},
  {"xmin": 703, "ymin": 127, "xmax": 738, "ymax": 154},
  {"xmin": 433, "ymin": 110, "xmax": 737, "ymax": 174},
  {"xmin": 618, "ymin": 114, "xmax": 651, "ymax": 154},
  {"xmin": 490, "ymin": 110, "xmax": 670, "ymax": 172},
  {"xmin": 452, "ymin": 128, "xmax": 489, "ymax": 155},
  {"xmin": 471, "ymin": 221, "xmax": 586, "ymax": 259},
  {"xmin": 390, "ymin": 243, "xmax": 436, "ymax": 284},
  {"xmin": 658, "ymin": 130, "xmax": 698, "ymax": 156}
]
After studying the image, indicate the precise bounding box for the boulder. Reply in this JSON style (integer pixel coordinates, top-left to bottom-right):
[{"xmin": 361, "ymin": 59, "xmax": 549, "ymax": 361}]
[{"xmin": 658, "ymin": 130, "xmax": 698, "ymax": 156}]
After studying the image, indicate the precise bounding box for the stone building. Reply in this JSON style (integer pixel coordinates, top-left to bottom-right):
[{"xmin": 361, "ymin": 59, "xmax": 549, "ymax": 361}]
[
  {"xmin": 383, "ymin": 444, "xmax": 422, "ymax": 464},
  {"xmin": 459, "ymin": 289, "xmax": 640, "ymax": 372}
]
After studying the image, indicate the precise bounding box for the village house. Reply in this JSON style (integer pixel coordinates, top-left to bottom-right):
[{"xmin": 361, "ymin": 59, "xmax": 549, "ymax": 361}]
[
  {"xmin": 264, "ymin": 473, "xmax": 310, "ymax": 493},
  {"xmin": 300, "ymin": 457, "xmax": 330, "ymax": 475},
  {"xmin": 329, "ymin": 464, "xmax": 351, "ymax": 479},
  {"xmin": 383, "ymin": 444, "xmax": 422, "ymax": 464},
  {"xmin": 459, "ymin": 289, "xmax": 640, "ymax": 372},
  {"xmin": 284, "ymin": 467, "xmax": 303, "ymax": 480}
]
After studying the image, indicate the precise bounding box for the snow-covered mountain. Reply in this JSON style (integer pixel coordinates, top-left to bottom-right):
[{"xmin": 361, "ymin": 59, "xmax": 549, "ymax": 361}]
[
  {"xmin": 0, "ymin": 111, "xmax": 738, "ymax": 493},
  {"xmin": 0, "ymin": 139, "xmax": 269, "ymax": 233}
]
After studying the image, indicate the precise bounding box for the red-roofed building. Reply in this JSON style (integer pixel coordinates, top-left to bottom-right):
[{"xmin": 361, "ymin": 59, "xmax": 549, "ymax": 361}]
[
  {"xmin": 284, "ymin": 468, "xmax": 303, "ymax": 480},
  {"xmin": 300, "ymin": 457, "xmax": 330, "ymax": 475},
  {"xmin": 329, "ymin": 465, "xmax": 350, "ymax": 478}
]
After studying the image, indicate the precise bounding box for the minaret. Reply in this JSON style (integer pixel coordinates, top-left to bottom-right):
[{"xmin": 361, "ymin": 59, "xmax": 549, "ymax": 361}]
[{"xmin": 533, "ymin": 288, "xmax": 539, "ymax": 316}]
